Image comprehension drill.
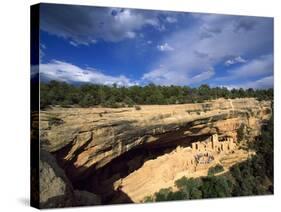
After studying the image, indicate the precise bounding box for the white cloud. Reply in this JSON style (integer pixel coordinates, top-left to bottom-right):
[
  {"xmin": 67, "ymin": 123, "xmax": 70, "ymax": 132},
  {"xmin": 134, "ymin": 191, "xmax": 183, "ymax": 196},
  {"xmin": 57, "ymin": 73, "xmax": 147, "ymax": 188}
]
[
  {"xmin": 225, "ymin": 56, "xmax": 247, "ymax": 66},
  {"xmin": 220, "ymin": 75, "xmax": 273, "ymax": 89},
  {"xmin": 246, "ymin": 75, "xmax": 273, "ymax": 88},
  {"xmin": 142, "ymin": 14, "xmax": 273, "ymax": 86},
  {"xmin": 69, "ymin": 41, "xmax": 79, "ymax": 47},
  {"xmin": 219, "ymin": 54, "xmax": 273, "ymax": 81},
  {"xmin": 157, "ymin": 43, "xmax": 174, "ymax": 51},
  {"xmin": 144, "ymin": 18, "xmax": 159, "ymax": 27},
  {"xmin": 231, "ymin": 54, "xmax": 272, "ymax": 77},
  {"xmin": 157, "ymin": 25, "xmax": 166, "ymax": 32},
  {"xmin": 40, "ymin": 60, "xmax": 137, "ymax": 86},
  {"xmin": 41, "ymin": 5, "xmax": 161, "ymax": 44},
  {"xmin": 40, "ymin": 43, "xmax": 46, "ymax": 49},
  {"xmin": 125, "ymin": 31, "xmax": 136, "ymax": 39},
  {"xmin": 166, "ymin": 17, "xmax": 177, "ymax": 23},
  {"xmin": 190, "ymin": 68, "xmax": 215, "ymax": 84},
  {"xmin": 69, "ymin": 39, "xmax": 97, "ymax": 47},
  {"xmin": 142, "ymin": 67, "xmax": 188, "ymax": 85},
  {"xmin": 39, "ymin": 43, "xmax": 46, "ymax": 63}
]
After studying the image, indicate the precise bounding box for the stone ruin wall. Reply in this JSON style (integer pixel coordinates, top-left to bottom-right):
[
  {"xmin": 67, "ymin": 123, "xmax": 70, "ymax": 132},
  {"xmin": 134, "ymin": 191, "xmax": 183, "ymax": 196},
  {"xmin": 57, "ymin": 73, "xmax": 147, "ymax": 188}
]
[
  {"xmin": 183, "ymin": 134, "xmax": 236, "ymax": 172},
  {"xmin": 192, "ymin": 134, "xmax": 236, "ymax": 154}
]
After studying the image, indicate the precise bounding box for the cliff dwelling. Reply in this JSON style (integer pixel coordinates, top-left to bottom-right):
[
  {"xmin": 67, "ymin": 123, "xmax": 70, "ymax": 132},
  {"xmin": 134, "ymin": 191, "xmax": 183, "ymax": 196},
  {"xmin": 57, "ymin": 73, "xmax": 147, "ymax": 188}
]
[
  {"xmin": 71, "ymin": 133, "xmax": 248, "ymax": 204},
  {"xmin": 109, "ymin": 134, "xmax": 241, "ymax": 203}
]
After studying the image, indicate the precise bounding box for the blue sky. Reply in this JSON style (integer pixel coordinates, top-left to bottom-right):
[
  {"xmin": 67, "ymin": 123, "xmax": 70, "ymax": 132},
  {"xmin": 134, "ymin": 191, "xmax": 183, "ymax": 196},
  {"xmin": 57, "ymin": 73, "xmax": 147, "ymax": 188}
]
[{"xmin": 39, "ymin": 3, "xmax": 273, "ymax": 89}]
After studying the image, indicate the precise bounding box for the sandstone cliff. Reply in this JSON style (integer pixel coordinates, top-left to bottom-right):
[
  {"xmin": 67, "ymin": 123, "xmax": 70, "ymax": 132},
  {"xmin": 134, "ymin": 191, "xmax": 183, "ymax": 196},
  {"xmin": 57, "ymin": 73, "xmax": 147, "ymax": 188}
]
[{"xmin": 39, "ymin": 98, "xmax": 271, "ymax": 203}]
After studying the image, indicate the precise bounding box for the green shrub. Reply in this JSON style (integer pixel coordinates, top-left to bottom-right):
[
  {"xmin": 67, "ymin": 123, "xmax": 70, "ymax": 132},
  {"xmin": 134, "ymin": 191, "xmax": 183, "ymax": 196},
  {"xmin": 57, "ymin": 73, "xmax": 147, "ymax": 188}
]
[
  {"xmin": 175, "ymin": 177, "xmax": 202, "ymax": 199},
  {"xmin": 237, "ymin": 123, "xmax": 245, "ymax": 142},
  {"xmin": 102, "ymin": 96, "xmax": 121, "ymax": 108},
  {"xmin": 135, "ymin": 105, "xmax": 141, "ymax": 110},
  {"xmin": 143, "ymin": 196, "xmax": 154, "ymax": 203},
  {"xmin": 201, "ymin": 176, "xmax": 233, "ymax": 198},
  {"xmin": 208, "ymin": 164, "xmax": 224, "ymax": 176},
  {"xmin": 48, "ymin": 116, "xmax": 64, "ymax": 127},
  {"xmin": 155, "ymin": 188, "xmax": 173, "ymax": 201},
  {"xmin": 123, "ymin": 96, "xmax": 135, "ymax": 107}
]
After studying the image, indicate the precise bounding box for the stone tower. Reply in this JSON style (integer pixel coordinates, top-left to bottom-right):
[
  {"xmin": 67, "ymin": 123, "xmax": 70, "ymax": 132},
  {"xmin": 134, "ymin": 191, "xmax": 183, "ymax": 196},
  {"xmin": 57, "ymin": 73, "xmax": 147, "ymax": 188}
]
[
  {"xmin": 212, "ymin": 134, "xmax": 218, "ymax": 143},
  {"xmin": 211, "ymin": 134, "xmax": 219, "ymax": 151}
]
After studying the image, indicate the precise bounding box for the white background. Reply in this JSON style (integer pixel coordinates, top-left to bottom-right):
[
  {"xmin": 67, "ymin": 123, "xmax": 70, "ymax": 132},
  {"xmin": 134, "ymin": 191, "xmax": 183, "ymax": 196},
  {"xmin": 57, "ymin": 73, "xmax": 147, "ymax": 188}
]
[{"xmin": 0, "ymin": 0, "xmax": 280, "ymax": 211}]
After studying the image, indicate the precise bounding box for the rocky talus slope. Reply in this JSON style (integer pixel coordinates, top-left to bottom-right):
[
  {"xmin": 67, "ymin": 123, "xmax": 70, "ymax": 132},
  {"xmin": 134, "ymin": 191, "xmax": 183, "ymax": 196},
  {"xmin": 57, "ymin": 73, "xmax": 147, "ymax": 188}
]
[{"xmin": 39, "ymin": 98, "xmax": 271, "ymax": 204}]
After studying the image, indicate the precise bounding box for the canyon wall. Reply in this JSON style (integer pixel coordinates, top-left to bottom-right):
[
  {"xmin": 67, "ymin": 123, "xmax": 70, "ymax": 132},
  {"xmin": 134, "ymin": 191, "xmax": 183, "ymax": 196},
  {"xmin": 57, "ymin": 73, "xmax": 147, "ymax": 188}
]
[{"xmin": 38, "ymin": 98, "xmax": 271, "ymax": 203}]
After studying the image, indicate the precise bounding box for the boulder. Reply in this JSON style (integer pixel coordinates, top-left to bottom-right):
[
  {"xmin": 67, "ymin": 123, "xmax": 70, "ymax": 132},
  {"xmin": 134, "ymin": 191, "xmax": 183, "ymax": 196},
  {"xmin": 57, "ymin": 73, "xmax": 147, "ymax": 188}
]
[
  {"xmin": 39, "ymin": 150, "xmax": 101, "ymax": 208},
  {"xmin": 39, "ymin": 150, "xmax": 74, "ymax": 208}
]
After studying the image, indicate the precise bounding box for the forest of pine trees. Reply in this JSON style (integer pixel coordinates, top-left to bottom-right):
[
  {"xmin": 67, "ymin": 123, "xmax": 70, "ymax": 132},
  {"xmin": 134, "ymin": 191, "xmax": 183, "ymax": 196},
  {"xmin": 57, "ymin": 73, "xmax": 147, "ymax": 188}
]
[{"xmin": 40, "ymin": 80, "xmax": 273, "ymax": 108}]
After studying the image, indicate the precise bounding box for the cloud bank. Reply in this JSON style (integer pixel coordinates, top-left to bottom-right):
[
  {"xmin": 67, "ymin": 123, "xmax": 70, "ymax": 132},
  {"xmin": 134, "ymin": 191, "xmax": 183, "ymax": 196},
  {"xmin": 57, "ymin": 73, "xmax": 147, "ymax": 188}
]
[
  {"xmin": 40, "ymin": 4, "xmax": 273, "ymax": 89},
  {"xmin": 40, "ymin": 4, "xmax": 173, "ymax": 45},
  {"xmin": 40, "ymin": 60, "xmax": 137, "ymax": 86},
  {"xmin": 142, "ymin": 14, "xmax": 273, "ymax": 87}
]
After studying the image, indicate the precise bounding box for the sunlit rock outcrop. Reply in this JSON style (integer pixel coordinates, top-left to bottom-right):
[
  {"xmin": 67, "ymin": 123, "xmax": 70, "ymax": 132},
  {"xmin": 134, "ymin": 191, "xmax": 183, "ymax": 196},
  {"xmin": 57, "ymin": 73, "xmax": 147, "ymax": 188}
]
[{"xmin": 39, "ymin": 98, "xmax": 271, "ymax": 203}]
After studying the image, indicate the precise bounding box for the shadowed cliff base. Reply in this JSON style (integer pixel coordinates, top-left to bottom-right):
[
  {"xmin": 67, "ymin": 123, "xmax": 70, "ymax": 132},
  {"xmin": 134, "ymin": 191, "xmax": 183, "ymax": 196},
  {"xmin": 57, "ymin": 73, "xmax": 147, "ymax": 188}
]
[{"xmin": 55, "ymin": 135, "xmax": 204, "ymax": 203}]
